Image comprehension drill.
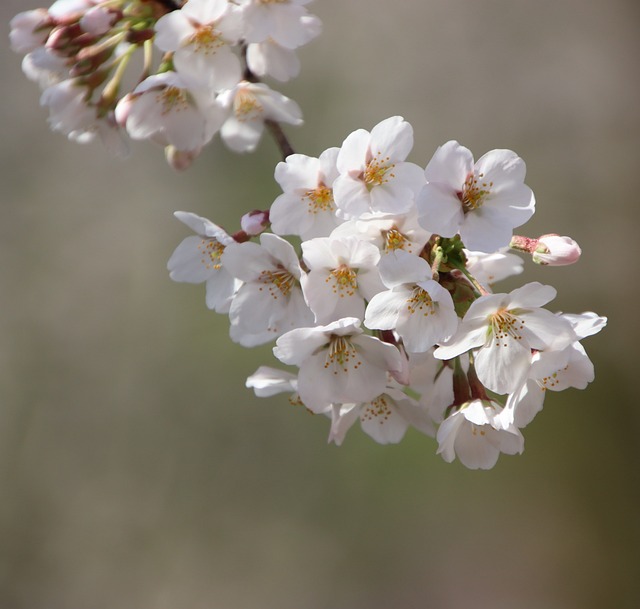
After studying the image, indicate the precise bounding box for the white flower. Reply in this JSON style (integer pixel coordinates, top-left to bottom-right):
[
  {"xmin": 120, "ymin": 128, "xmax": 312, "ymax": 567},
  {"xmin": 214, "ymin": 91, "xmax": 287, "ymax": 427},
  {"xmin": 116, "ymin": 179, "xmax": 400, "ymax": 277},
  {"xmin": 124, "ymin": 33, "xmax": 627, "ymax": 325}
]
[
  {"xmin": 246, "ymin": 366, "xmax": 299, "ymax": 399},
  {"xmin": 22, "ymin": 47, "xmax": 68, "ymax": 88},
  {"xmin": 416, "ymin": 140, "xmax": 535, "ymax": 252},
  {"xmin": 333, "ymin": 116, "xmax": 426, "ymax": 218},
  {"xmin": 217, "ymin": 81, "xmax": 303, "ymax": 153},
  {"xmin": 167, "ymin": 211, "xmax": 239, "ymax": 313},
  {"xmin": 155, "ymin": 0, "xmax": 243, "ymax": 93},
  {"xmin": 115, "ymin": 72, "xmax": 225, "ymax": 152},
  {"xmin": 40, "ymin": 78, "xmax": 95, "ymax": 137},
  {"xmin": 330, "ymin": 210, "xmax": 431, "ymax": 258},
  {"xmin": 270, "ymin": 148, "xmax": 341, "ymax": 240},
  {"xmin": 273, "ymin": 317, "xmax": 405, "ymax": 413},
  {"xmin": 364, "ymin": 250, "xmax": 459, "ymax": 353},
  {"xmin": 246, "ymin": 39, "xmax": 301, "ymax": 82},
  {"xmin": 301, "ymin": 236, "xmax": 383, "ymax": 324},
  {"xmin": 532, "ymin": 234, "xmax": 582, "ymax": 266},
  {"xmin": 241, "ymin": 0, "xmax": 322, "ymax": 49},
  {"xmin": 436, "ymin": 399, "xmax": 524, "ymax": 470},
  {"xmin": 222, "ymin": 233, "xmax": 314, "ymax": 347},
  {"xmin": 497, "ymin": 311, "xmax": 606, "ymax": 428},
  {"xmin": 434, "ymin": 282, "xmax": 576, "ymax": 394},
  {"xmin": 328, "ymin": 386, "xmax": 435, "ymax": 446},
  {"xmin": 465, "ymin": 249, "xmax": 524, "ymax": 286}
]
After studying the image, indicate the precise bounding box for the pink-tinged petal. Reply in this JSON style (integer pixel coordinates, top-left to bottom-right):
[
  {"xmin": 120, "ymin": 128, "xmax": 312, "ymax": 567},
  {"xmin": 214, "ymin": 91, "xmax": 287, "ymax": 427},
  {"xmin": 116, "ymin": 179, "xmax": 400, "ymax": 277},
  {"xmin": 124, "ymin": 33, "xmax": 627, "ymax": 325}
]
[
  {"xmin": 154, "ymin": 11, "xmax": 193, "ymax": 52},
  {"xmin": 416, "ymin": 182, "xmax": 463, "ymax": 237},
  {"xmin": 392, "ymin": 161, "xmax": 428, "ymax": 196},
  {"xmin": 167, "ymin": 236, "xmax": 217, "ymax": 283},
  {"xmin": 273, "ymin": 326, "xmax": 331, "ymax": 365},
  {"xmin": 434, "ymin": 323, "xmax": 488, "ymax": 360},
  {"xmin": 246, "ymin": 366, "xmax": 297, "ymax": 398},
  {"xmin": 364, "ymin": 290, "xmax": 405, "ymax": 331},
  {"xmin": 378, "ymin": 250, "xmax": 430, "ymax": 287},
  {"xmin": 328, "ymin": 404, "xmax": 360, "ymax": 444},
  {"xmin": 221, "ymin": 241, "xmax": 267, "ymax": 281},
  {"xmin": 563, "ymin": 312, "xmax": 607, "ymax": 339},
  {"xmin": 336, "ymin": 129, "xmax": 370, "ymax": 173},
  {"xmin": 260, "ymin": 233, "xmax": 301, "ymax": 276},
  {"xmin": 183, "ymin": 0, "xmax": 229, "ymax": 23},
  {"xmin": 221, "ymin": 116, "xmax": 264, "ymax": 153},
  {"xmin": 474, "ymin": 149, "xmax": 526, "ymax": 186},
  {"xmin": 360, "ymin": 399, "xmax": 409, "ymax": 444},
  {"xmin": 518, "ymin": 308, "xmax": 576, "ymax": 351},
  {"xmin": 508, "ymin": 282, "xmax": 556, "ymax": 309},
  {"xmin": 369, "ymin": 182, "xmax": 413, "ymax": 215},
  {"xmin": 204, "ymin": 274, "xmax": 236, "ymax": 313},
  {"xmin": 318, "ymin": 147, "xmax": 340, "ymax": 185},
  {"xmin": 474, "ymin": 335, "xmax": 532, "ymax": 394},
  {"xmin": 369, "ymin": 116, "xmax": 413, "ymax": 161},
  {"xmin": 333, "ymin": 174, "xmax": 371, "ymax": 217},
  {"xmin": 460, "ymin": 211, "xmax": 514, "ymax": 252},
  {"xmin": 275, "ymin": 154, "xmax": 320, "ymax": 190},
  {"xmin": 424, "ymin": 140, "xmax": 474, "ymax": 188}
]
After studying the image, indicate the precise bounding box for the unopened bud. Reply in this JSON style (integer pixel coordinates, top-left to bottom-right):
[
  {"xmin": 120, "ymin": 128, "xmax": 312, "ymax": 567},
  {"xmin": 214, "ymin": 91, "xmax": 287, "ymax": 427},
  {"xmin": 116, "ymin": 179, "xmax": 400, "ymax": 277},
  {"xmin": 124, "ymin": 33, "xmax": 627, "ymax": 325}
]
[
  {"xmin": 532, "ymin": 234, "xmax": 581, "ymax": 266},
  {"xmin": 240, "ymin": 210, "xmax": 270, "ymax": 236},
  {"xmin": 80, "ymin": 7, "xmax": 118, "ymax": 36}
]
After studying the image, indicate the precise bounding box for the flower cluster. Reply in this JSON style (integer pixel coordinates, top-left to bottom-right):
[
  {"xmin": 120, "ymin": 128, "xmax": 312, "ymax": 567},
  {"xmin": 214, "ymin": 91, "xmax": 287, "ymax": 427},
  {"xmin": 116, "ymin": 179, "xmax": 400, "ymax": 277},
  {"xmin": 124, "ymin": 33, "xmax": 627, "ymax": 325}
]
[
  {"xmin": 168, "ymin": 116, "xmax": 605, "ymax": 469},
  {"xmin": 11, "ymin": 1, "xmax": 606, "ymax": 469},
  {"xmin": 10, "ymin": 0, "xmax": 320, "ymax": 164}
]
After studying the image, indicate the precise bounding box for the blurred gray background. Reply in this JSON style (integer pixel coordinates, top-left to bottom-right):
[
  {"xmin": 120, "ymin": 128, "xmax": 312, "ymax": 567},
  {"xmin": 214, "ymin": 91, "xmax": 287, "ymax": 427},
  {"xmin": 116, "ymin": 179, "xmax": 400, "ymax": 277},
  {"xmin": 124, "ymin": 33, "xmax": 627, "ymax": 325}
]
[{"xmin": 1, "ymin": 1, "xmax": 639, "ymax": 608}]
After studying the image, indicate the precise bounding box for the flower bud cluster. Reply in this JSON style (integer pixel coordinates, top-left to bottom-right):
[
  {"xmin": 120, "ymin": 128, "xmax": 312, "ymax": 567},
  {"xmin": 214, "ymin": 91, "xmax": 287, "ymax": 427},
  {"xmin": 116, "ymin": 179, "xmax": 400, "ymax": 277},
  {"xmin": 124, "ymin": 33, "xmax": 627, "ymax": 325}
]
[
  {"xmin": 10, "ymin": 0, "xmax": 321, "ymax": 163},
  {"xmin": 168, "ymin": 116, "xmax": 606, "ymax": 469}
]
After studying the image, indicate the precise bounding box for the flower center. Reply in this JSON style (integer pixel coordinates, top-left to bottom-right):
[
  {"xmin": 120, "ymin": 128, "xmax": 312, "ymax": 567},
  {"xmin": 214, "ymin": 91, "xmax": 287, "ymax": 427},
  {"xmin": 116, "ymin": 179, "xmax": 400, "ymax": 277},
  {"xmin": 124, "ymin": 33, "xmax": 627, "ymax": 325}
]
[
  {"xmin": 460, "ymin": 172, "xmax": 493, "ymax": 212},
  {"xmin": 361, "ymin": 151, "xmax": 395, "ymax": 190},
  {"xmin": 158, "ymin": 86, "xmax": 188, "ymax": 115},
  {"xmin": 304, "ymin": 184, "xmax": 335, "ymax": 214},
  {"xmin": 361, "ymin": 395, "xmax": 393, "ymax": 423},
  {"xmin": 197, "ymin": 238, "xmax": 225, "ymax": 270},
  {"xmin": 407, "ymin": 287, "xmax": 436, "ymax": 316},
  {"xmin": 327, "ymin": 264, "xmax": 358, "ymax": 297},
  {"xmin": 325, "ymin": 335, "xmax": 361, "ymax": 373},
  {"xmin": 258, "ymin": 265, "xmax": 296, "ymax": 298},
  {"xmin": 234, "ymin": 88, "xmax": 263, "ymax": 121},
  {"xmin": 489, "ymin": 308, "xmax": 525, "ymax": 347},
  {"xmin": 189, "ymin": 24, "xmax": 224, "ymax": 54},
  {"xmin": 383, "ymin": 227, "xmax": 408, "ymax": 252}
]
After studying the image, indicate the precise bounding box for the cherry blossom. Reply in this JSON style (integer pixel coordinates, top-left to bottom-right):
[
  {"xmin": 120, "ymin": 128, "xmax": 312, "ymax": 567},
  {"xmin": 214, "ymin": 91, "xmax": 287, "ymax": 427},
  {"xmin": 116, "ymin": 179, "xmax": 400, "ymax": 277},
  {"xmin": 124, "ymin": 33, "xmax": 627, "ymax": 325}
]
[
  {"xmin": 167, "ymin": 211, "xmax": 239, "ymax": 313},
  {"xmin": 416, "ymin": 140, "xmax": 535, "ymax": 252}
]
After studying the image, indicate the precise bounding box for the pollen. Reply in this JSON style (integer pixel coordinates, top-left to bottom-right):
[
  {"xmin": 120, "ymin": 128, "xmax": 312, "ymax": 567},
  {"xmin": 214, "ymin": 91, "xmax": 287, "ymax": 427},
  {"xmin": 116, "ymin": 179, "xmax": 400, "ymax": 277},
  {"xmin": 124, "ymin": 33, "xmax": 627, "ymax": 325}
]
[
  {"xmin": 303, "ymin": 184, "xmax": 335, "ymax": 214},
  {"xmin": 460, "ymin": 171, "xmax": 493, "ymax": 212},
  {"xmin": 189, "ymin": 24, "xmax": 224, "ymax": 54},
  {"xmin": 324, "ymin": 335, "xmax": 362, "ymax": 374},
  {"xmin": 490, "ymin": 308, "xmax": 525, "ymax": 347},
  {"xmin": 198, "ymin": 238, "xmax": 224, "ymax": 270},
  {"xmin": 158, "ymin": 86, "xmax": 189, "ymax": 115},
  {"xmin": 383, "ymin": 227, "xmax": 408, "ymax": 252},
  {"xmin": 327, "ymin": 264, "xmax": 358, "ymax": 297},
  {"xmin": 258, "ymin": 266, "xmax": 296, "ymax": 299},
  {"xmin": 407, "ymin": 287, "xmax": 436, "ymax": 317},
  {"xmin": 234, "ymin": 88, "xmax": 263, "ymax": 122},
  {"xmin": 361, "ymin": 151, "xmax": 395, "ymax": 190},
  {"xmin": 361, "ymin": 395, "xmax": 393, "ymax": 424}
]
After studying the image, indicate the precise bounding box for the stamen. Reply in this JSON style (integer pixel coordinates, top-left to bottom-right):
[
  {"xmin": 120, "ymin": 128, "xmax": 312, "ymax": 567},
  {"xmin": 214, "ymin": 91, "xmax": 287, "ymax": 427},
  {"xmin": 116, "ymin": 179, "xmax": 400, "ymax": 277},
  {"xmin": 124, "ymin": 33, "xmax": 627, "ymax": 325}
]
[
  {"xmin": 383, "ymin": 227, "xmax": 408, "ymax": 252},
  {"xmin": 198, "ymin": 238, "xmax": 224, "ymax": 270},
  {"xmin": 361, "ymin": 395, "xmax": 393, "ymax": 424},
  {"xmin": 158, "ymin": 86, "xmax": 188, "ymax": 115},
  {"xmin": 490, "ymin": 308, "xmax": 525, "ymax": 347},
  {"xmin": 258, "ymin": 265, "xmax": 296, "ymax": 299},
  {"xmin": 407, "ymin": 286, "xmax": 436, "ymax": 317},
  {"xmin": 459, "ymin": 172, "xmax": 493, "ymax": 212},
  {"xmin": 324, "ymin": 335, "xmax": 362, "ymax": 374},
  {"xmin": 189, "ymin": 25, "xmax": 224, "ymax": 54},
  {"xmin": 327, "ymin": 264, "xmax": 358, "ymax": 297},
  {"xmin": 361, "ymin": 151, "xmax": 395, "ymax": 190},
  {"xmin": 303, "ymin": 184, "xmax": 335, "ymax": 214}
]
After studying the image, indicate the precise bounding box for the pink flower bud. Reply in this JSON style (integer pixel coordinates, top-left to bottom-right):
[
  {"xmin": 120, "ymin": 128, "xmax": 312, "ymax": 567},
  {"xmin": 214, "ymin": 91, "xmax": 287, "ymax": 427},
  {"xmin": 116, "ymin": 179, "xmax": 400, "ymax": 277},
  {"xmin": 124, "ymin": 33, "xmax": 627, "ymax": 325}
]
[
  {"xmin": 165, "ymin": 146, "xmax": 202, "ymax": 172},
  {"xmin": 240, "ymin": 210, "xmax": 270, "ymax": 236},
  {"xmin": 532, "ymin": 234, "xmax": 581, "ymax": 266},
  {"xmin": 80, "ymin": 7, "xmax": 117, "ymax": 36}
]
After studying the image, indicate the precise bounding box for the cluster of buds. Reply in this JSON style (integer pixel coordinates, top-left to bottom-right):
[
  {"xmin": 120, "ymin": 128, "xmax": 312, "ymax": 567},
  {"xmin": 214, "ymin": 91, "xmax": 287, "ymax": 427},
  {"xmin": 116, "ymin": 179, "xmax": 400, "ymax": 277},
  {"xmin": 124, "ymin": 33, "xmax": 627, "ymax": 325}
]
[
  {"xmin": 11, "ymin": 1, "xmax": 605, "ymax": 469},
  {"xmin": 168, "ymin": 116, "xmax": 606, "ymax": 469},
  {"xmin": 10, "ymin": 0, "xmax": 320, "ymax": 164}
]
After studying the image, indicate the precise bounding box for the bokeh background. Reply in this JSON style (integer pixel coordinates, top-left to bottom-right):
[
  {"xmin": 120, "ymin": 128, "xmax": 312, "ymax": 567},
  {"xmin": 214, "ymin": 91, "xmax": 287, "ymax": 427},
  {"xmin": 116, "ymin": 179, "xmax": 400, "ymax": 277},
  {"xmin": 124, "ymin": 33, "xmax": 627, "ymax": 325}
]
[{"xmin": 1, "ymin": 1, "xmax": 639, "ymax": 608}]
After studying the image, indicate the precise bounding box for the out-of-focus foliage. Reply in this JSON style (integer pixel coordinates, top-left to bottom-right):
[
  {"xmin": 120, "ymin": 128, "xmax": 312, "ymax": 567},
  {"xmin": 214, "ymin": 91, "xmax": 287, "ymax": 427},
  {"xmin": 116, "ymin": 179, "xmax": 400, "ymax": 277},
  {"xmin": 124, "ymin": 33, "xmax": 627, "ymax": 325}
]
[{"xmin": 1, "ymin": 1, "xmax": 638, "ymax": 607}]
